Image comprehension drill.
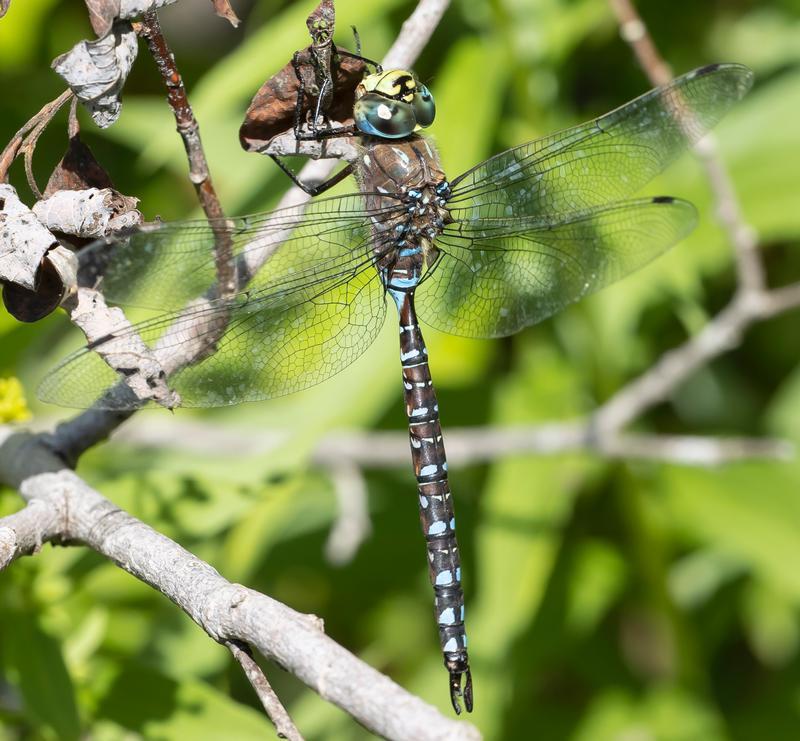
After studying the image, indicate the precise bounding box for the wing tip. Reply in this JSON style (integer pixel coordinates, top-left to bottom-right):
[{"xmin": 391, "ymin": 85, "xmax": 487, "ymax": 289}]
[
  {"xmin": 691, "ymin": 61, "xmax": 754, "ymax": 98},
  {"xmin": 648, "ymin": 195, "xmax": 698, "ymax": 240}
]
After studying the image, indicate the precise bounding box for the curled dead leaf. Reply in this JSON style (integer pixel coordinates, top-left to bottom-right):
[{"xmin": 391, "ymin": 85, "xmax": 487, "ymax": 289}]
[
  {"xmin": 52, "ymin": 22, "xmax": 138, "ymax": 128},
  {"xmin": 0, "ymin": 186, "xmax": 78, "ymax": 322},
  {"xmin": 239, "ymin": 47, "xmax": 365, "ymax": 153},
  {"xmin": 211, "ymin": 0, "xmax": 240, "ymax": 27}
]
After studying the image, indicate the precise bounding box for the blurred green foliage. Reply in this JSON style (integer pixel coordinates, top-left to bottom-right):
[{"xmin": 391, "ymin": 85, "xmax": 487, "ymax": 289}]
[{"xmin": 2, "ymin": 0, "xmax": 800, "ymax": 739}]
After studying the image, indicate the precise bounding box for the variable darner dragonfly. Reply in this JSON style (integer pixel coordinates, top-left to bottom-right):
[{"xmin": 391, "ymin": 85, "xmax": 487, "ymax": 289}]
[{"xmin": 39, "ymin": 62, "xmax": 753, "ymax": 713}]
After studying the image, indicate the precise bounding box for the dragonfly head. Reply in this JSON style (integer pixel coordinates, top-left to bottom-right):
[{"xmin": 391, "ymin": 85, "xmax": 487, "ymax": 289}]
[{"xmin": 353, "ymin": 69, "xmax": 435, "ymax": 139}]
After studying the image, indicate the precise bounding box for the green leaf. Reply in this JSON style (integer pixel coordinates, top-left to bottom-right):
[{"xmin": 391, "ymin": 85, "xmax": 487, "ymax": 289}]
[
  {"xmin": 462, "ymin": 344, "xmax": 602, "ymax": 733},
  {"xmin": 95, "ymin": 663, "xmax": 272, "ymax": 739},
  {"xmin": 222, "ymin": 477, "xmax": 334, "ymax": 583},
  {"xmin": 565, "ymin": 539, "xmax": 627, "ymax": 634},
  {"xmin": 659, "ymin": 463, "xmax": 800, "ymax": 604},
  {"xmin": 431, "ymin": 37, "xmax": 510, "ymax": 176},
  {"xmin": 4, "ymin": 613, "xmax": 81, "ymax": 740},
  {"xmin": 573, "ymin": 685, "xmax": 727, "ymax": 741}
]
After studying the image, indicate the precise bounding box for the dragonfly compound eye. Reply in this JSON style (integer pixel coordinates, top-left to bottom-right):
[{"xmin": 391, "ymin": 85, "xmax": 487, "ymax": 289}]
[
  {"xmin": 411, "ymin": 85, "xmax": 436, "ymax": 128},
  {"xmin": 354, "ymin": 94, "xmax": 417, "ymax": 139}
]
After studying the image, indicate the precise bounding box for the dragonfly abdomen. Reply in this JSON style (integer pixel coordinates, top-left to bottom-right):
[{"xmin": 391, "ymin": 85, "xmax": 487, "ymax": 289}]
[{"xmin": 392, "ymin": 288, "xmax": 473, "ymax": 713}]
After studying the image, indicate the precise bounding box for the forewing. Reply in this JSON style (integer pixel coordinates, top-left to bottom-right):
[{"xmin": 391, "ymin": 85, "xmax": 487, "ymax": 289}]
[
  {"xmin": 416, "ymin": 198, "xmax": 696, "ymax": 337},
  {"xmin": 83, "ymin": 193, "xmax": 400, "ymax": 310},
  {"xmin": 447, "ymin": 64, "xmax": 752, "ymax": 217},
  {"xmin": 39, "ymin": 211, "xmax": 391, "ymax": 409}
]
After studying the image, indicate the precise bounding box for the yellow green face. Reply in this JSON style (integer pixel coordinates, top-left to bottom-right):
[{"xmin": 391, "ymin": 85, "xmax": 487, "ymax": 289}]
[{"xmin": 353, "ymin": 68, "xmax": 436, "ymax": 139}]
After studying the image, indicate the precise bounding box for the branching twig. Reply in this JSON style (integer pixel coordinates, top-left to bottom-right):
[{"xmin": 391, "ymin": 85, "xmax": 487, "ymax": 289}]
[
  {"xmin": 0, "ymin": 89, "xmax": 74, "ymax": 193},
  {"xmin": 324, "ymin": 461, "xmax": 372, "ymax": 565},
  {"xmin": 137, "ymin": 10, "xmax": 235, "ymax": 297},
  {"xmin": 226, "ymin": 640, "xmax": 304, "ymax": 741},
  {"xmin": 608, "ymin": 0, "xmax": 764, "ymax": 291},
  {"xmin": 0, "ymin": 428, "xmax": 479, "ymax": 741},
  {"xmin": 107, "ymin": 417, "xmax": 793, "ymax": 467},
  {"xmin": 596, "ymin": 0, "xmax": 799, "ymax": 437},
  {"xmin": 592, "ymin": 289, "xmax": 800, "ymax": 435},
  {"xmin": 1, "ymin": 3, "xmax": 475, "ymax": 736}
]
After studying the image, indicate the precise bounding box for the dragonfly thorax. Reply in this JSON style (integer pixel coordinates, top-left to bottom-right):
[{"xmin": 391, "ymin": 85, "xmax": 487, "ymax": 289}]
[
  {"xmin": 375, "ymin": 182, "xmax": 450, "ymax": 295},
  {"xmin": 358, "ymin": 137, "xmax": 451, "ymax": 295}
]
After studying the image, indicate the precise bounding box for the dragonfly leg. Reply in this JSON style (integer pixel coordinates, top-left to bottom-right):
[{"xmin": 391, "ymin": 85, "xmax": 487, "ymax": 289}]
[
  {"xmin": 269, "ymin": 156, "xmax": 355, "ymax": 196},
  {"xmin": 338, "ymin": 44, "xmax": 383, "ymax": 75},
  {"xmin": 291, "ymin": 51, "xmax": 310, "ymax": 141},
  {"xmin": 291, "ymin": 45, "xmax": 360, "ymax": 143}
]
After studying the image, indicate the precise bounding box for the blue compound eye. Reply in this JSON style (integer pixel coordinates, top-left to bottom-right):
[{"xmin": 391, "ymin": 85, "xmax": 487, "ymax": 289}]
[
  {"xmin": 354, "ymin": 93, "xmax": 417, "ymax": 139},
  {"xmin": 411, "ymin": 84, "xmax": 435, "ymax": 128}
]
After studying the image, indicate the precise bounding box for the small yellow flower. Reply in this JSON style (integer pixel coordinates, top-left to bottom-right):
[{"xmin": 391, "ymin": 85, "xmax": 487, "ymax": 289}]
[{"xmin": 0, "ymin": 377, "xmax": 31, "ymax": 423}]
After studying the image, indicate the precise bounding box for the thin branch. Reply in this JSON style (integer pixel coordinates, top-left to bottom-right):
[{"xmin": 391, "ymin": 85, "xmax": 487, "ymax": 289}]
[
  {"xmin": 0, "ymin": 89, "xmax": 73, "ymax": 190},
  {"xmin": 593, "ymin": 283, "xmax": 800, "ymax": 434},
  {"xmin": 137, "ymin": 10, "xmax": 235, "ymax": 298},
  {"xmin": 0, "ymin": 428, "xmax": 479, "ymax": 741},
  {"xmin": 324, "ymin": 461, "xmax": 372, "ymax": 565},
  {"xmin": 315, "ymin": 426, "xmax": 794, "ymax": 468},
  {"xmin": 106, "ymin": 416, "xmax": 794, "ymax": 467},
  {"xmin": 595, "ymin": 0, "xmax": 796, "ymax": 437},
  {"xmin": 607, "ymin": 0, "xmax": 765, "ymax": 292},
  {"xmin": 226, "ymin": 640, "xmax": 304, "ymax": 741},
  {"xmin": 592, "ymin": 293, "xmax": 747, "ymax": 434},
  {"xmin": 382, "ymin": 0, "xmax": 450, "ymax": 69},
  {"xmin": 0, "ymin": 499, "xmax": 66, "ymax": 570}
]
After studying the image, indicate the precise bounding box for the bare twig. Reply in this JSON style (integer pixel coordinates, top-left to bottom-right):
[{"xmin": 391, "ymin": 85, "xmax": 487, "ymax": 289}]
[
  {"xmin": 106, "ymin": 416, "xmax": 793, "ymax": 467},
  {"xmin": 0, "ymin": 428, "xmax": 480, "ymax": 741},
  {"xmin": 382, "ymin": 0, "xmax": 450, "ymax": 69},
  {"xmin": 324, "ymin": 461, "xmax": 372, "ymax": 565},
  {"xmin": 137, "ymin": 10, "xmax": 235, "ymax": 297},
  {"xmin": 591, "ymin": 288, "xmax": 800, "ymax": 434},
  {"xmin": 596, "ymin": 0, "xmax": 797, "ymax": 438},
  {"xmin": 0, "ymin": 499, "xmax": 65, "ymax": 570},
  {"xmin": 226, "ymin": 640, "xmax": 304, "ymax": 741},
  {"xmin": 607, "ymin": 0, "xmax": 765, "ymax": 292},
  {"xmin": 0, "ymin": 89, "xmax": 73, "ymax": 191}
]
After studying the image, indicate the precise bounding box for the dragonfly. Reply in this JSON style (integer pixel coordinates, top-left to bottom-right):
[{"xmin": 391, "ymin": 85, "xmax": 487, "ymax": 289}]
[{"xmin": 38, "ymin": 61, "xmax": 753, "ymax": 714}]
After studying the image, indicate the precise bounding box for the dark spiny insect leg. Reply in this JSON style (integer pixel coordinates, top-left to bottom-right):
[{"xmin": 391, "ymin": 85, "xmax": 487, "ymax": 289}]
[
  {"xmin": 338, "ymin": 45, "xmax": 383, "ymax": 74},
  {"xmin": 392, "ymin": 288, "xmax": 473, "ymax": 714},
  {"xmin": 291, "ymin": 51, "xmax": 308, "ymax": 140},
  {"xmin": 269, "ymin": 155, "xmax": 355, "ymax": 197}
]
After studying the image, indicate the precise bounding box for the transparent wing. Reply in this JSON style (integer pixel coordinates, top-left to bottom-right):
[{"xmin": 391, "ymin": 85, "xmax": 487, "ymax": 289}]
[
  {"xmin": 39, "ymin": 203, "xmax": 395, "ymax": 409},
  {"xmin": 85, "ymin": 192, "xmax": 402, "ymax": 311},
  {"xmin": 416, "ymin": 197, "xmax": 696, "ymax": 337},
  {"xmin": 447, "ymin": 64, "xmax": 752, "ymax": 217}
]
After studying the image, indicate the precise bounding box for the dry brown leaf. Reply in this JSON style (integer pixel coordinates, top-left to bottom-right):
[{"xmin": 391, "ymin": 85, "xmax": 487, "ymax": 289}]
[
  {"xmin": 84, "ymin": 0, "xmax": 118, "ymax": 36},
  {"xmin": 239, "ymin": 47, "xmax": 364, "ymax": 152},
  {"xmin": 211, "ymin": 0, "xmax": 240, "ymax": 27},
  {"xmin": 45, "ymin": 134, "xmax": 115, "ymax": 196}
]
